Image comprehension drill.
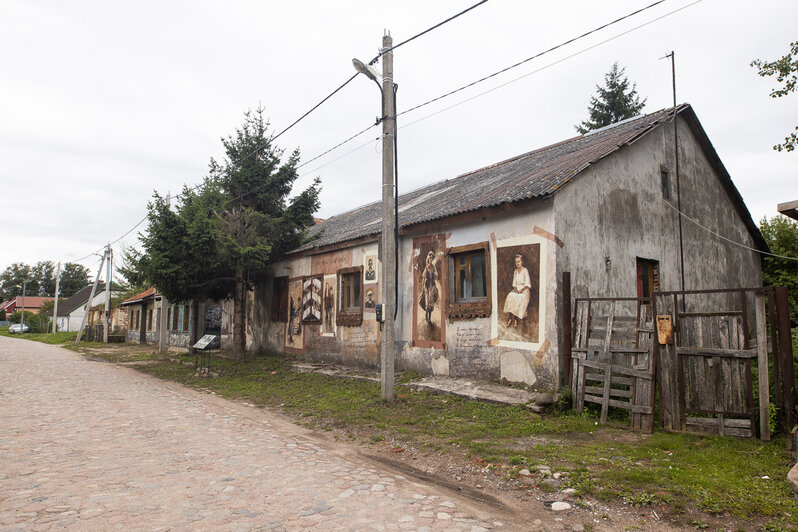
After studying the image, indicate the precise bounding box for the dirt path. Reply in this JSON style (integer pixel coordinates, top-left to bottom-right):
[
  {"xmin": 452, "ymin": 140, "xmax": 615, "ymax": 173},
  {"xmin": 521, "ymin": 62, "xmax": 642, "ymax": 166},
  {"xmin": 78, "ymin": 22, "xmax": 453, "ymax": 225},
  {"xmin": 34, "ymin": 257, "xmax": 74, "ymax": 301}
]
[{"xmin": 0, "ymin": 337, "xmax": 682, "ymax": 530}]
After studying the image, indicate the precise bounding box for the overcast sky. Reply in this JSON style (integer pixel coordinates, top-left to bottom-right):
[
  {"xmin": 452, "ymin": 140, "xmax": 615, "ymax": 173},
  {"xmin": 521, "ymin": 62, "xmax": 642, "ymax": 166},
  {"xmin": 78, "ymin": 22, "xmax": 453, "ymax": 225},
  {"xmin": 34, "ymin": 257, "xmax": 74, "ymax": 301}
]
[{"xmin": 1, "ymin": 0, "xmax": 795, "ymax": 280}]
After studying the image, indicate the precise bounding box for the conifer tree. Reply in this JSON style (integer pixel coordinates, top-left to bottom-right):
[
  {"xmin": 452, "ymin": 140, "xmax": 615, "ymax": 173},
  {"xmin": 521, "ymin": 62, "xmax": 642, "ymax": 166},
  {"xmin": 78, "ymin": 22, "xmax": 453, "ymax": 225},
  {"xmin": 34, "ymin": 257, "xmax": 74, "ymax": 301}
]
[{"xmin": 576, "ymin": 63, "xmax": 646, "ymax": 134}]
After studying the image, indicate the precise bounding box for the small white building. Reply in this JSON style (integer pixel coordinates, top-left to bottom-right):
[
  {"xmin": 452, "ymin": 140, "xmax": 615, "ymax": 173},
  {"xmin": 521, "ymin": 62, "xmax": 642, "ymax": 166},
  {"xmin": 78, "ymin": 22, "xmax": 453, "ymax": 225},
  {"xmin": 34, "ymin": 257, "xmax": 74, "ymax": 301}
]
[{"xmin": 56, "ymin": 284, "xmax": 114, "ymax": 332}]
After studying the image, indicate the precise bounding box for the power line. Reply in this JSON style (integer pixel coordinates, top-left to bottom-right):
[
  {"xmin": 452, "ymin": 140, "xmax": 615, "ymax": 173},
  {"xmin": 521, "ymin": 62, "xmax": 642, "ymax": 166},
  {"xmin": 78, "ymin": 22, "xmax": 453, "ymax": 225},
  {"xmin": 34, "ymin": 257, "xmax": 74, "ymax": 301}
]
[
  {"xmin": 662, "ymin": 200, "xmax": 798, "ymax": 261},
  {"xmin": 398, "ymin": 0, "xmax": 668, "ymax": 119},
  {"xmin": 58, "ymin": 0, "xmax": 684, "ymax": 266},
  {"xmin": 371, "ymin": 0, "xmax": 490, "ymax": 63},
  {"xmin": 399, "ymin": 0, "xmax": 704, "ymax": 130}
]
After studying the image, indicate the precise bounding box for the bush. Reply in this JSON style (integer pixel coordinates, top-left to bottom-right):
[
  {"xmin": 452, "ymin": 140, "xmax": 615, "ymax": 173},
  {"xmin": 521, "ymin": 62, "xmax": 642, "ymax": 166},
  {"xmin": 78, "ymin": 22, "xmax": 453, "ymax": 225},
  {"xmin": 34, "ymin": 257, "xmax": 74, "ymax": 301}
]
[
  {"xmin": 26, "ymin": 313, "xmax": 51, "ymax": 333},
  {"xmin": 8, "ymin": 310, "xmax": 35, "ymax": 324}
]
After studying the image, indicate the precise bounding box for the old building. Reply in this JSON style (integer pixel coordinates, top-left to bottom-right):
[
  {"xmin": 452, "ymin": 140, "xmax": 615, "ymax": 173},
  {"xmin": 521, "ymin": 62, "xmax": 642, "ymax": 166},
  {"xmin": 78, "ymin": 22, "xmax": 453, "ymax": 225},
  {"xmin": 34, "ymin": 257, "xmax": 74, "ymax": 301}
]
[
  {"xmin": 119, "ymin": 287, "xmax": 234, "ymax": 351},
  {"xmin": 249, "ymin": 104, "xmax": 764, "ymax": 391}
]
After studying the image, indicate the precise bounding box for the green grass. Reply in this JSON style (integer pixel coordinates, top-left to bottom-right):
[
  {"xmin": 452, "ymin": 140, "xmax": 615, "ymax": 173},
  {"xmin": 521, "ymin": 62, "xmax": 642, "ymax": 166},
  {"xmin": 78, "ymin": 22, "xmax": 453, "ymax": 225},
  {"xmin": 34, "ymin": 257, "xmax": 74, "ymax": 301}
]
[
  {"xmin": 0, "ymin": 327, "xmax": 78, "ymax": 344},
  {"xmin": 114, "ymin": 350, "xmax": 798, "ymax": 526}
]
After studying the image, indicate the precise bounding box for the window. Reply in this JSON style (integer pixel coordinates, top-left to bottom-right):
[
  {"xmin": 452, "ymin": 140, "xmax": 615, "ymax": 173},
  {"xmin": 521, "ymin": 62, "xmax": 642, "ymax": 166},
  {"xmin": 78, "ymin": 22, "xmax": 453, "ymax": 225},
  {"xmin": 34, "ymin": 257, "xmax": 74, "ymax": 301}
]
[
  {"xmin": 146, "ymin": 308, "xmax": 153, "ymax": 331},
  {"xmin": 171, "ymin": 306, "xmax": 178, "ymax": 331},
  {"xmin": 636, "ymin": 258, "xmax": 660, "ymax": 301},
  {"xmin": 182, "ymin": 304, "xmax": 190, "ymax": 332},
  {"xmin": 661, "ymin": 167, "xmax": 671, "ymax": 200},
  {"xmin": 337, "ymin": 266, "xmax": 363, "ymax": 326},
  {"xmin": 447, "ymin": 242, "xmax": 491, "ymax": 319},
  {"xmin": 271, "ymin": 276, "xmax": 289, "ymax": 322}
]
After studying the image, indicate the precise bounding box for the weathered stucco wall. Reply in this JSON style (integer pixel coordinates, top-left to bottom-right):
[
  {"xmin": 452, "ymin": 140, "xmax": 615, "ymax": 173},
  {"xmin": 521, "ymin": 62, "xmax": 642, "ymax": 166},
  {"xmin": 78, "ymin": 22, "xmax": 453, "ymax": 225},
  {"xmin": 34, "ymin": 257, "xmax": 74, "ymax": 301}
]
[
  {"xmin": 253, "ymin": 200, "xmax": 561, "ymax": 391},
  {"xmin": 552, "ymin": 115, "xmax": 762, "ymax": 376}
]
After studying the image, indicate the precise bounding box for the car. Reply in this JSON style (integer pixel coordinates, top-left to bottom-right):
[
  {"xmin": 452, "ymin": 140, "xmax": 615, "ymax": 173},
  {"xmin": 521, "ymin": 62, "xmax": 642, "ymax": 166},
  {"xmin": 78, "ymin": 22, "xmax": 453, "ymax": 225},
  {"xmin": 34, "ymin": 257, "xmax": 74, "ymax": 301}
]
[{"xmin": 8, "ymin": 323, "xmax": 30, "ymax": 334}]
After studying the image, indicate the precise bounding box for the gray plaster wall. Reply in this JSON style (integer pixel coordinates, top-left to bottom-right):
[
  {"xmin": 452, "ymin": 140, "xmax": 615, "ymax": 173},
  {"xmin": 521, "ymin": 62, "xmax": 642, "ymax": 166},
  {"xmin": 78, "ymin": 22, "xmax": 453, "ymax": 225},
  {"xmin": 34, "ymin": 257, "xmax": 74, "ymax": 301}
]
[
  {"xmin": 552, "ymin": 116, "xmax": 762, "ymax": 378},
  {"xmin": 253, "ymin": 199, "xmax": 562, "ymax": 391}
]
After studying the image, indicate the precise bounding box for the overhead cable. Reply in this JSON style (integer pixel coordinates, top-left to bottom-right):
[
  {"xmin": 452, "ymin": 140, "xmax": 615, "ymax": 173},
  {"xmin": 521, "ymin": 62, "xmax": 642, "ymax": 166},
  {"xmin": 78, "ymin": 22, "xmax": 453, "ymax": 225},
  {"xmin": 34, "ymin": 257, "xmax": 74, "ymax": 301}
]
[{"xmin": 398, "ymin": 0, "xmax": 668, "ymax": 119}]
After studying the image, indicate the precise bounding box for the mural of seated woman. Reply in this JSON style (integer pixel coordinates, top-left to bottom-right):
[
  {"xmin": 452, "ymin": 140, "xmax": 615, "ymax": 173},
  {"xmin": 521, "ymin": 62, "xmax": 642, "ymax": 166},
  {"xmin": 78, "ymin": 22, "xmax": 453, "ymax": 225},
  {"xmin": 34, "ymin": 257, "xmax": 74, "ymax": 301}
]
[{"xmin": 503, "ymin": 253, "xmax": 531, "ymax": 328}]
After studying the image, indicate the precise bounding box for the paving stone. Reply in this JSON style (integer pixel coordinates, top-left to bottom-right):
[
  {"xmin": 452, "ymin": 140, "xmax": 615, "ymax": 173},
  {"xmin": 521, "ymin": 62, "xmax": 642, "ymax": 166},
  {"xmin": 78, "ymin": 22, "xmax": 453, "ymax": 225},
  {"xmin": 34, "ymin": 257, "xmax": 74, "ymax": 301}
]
[{"xmin": 0, "ymin": 338, "xmax": 521, "ymax": 530}]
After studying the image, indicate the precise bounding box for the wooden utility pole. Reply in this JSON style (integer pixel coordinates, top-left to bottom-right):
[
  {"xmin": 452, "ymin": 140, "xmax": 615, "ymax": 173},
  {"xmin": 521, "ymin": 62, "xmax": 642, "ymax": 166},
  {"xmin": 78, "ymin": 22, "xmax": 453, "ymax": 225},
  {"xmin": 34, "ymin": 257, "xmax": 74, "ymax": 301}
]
[
  {"xmin": 103, "ymin": 244, "xmax": 112, "ymax": 342},
  {"xmin": 380, "ymin": 33, "xmax": 396, "ymax": 402},
  {"xmin": 75, "ymin": 250, "xmax": 107, "ymax": 344},
  {"xmin": 52, "ymin": 262, "xmax": 61, "ymax": 334}
]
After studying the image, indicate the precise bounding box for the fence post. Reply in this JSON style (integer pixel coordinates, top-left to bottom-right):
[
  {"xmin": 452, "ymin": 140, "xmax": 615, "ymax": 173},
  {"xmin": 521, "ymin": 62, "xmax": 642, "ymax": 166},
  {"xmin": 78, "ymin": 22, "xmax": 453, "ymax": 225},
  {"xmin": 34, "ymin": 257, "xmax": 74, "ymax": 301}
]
[
  {"xmin": 562, "ymin": 272, "xmax": 572, "ymax": 386},
  {"xmin": 776, "ymin": 287, "xmax": 797, "ymax": 429},
  {"xmin": 755, "ymin": 292, "xmax": 771, "ymax": 440}
]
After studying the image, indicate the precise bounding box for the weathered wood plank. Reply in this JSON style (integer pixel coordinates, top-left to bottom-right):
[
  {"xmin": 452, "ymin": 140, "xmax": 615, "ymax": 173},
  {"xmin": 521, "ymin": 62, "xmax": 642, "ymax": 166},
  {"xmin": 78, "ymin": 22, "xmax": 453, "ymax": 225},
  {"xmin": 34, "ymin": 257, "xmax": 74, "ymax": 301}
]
[
  {"xmin": 583, "ymin": 395, "xmax": 654, "ymax": 414},
  {"xmin": 676, "ymin": 347, "xmax": 757, "ymax": 358},
  {"xmin": 576, "ymin": 359, "xmax": 655, "ymax": 380},
  {"xmin": 756, "ymin": 293, "xmax": 770, "ymax": 441}
]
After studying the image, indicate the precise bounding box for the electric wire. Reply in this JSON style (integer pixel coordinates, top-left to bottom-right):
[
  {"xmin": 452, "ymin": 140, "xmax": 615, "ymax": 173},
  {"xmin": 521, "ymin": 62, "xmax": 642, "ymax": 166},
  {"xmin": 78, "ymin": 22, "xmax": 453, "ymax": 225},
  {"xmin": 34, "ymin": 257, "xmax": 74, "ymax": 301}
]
[
  {"xmin": 397, "ymin": 0, "xmax": 668, "ymax": 119},
  {"xmin": 370, "ymin": 0, "xmax": 490, "ymax": 63},
  {"xmin": 398, "ymin": 0, "xmax": 703, "ymax": 130},
  {"xmin": 662, "ymin": 200, "xmax": 798, "ymax": 261},
  {"xmin": 57, "ymin": 0, "xmax": 690, "ymax": 268}
]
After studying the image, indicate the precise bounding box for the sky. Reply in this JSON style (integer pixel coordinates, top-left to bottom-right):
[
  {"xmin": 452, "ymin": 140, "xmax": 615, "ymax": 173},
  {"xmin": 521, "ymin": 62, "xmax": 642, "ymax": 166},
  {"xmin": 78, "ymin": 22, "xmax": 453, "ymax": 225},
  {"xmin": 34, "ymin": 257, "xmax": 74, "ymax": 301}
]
[{"xmin": 1, "ymin": 0, "xmax": 795, "ymax": 281}]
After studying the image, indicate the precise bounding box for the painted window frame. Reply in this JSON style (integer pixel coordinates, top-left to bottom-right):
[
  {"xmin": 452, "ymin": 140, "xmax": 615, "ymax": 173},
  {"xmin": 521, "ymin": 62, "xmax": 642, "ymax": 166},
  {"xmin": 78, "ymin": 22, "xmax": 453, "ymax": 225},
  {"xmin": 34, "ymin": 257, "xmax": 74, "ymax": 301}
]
[
  {"xmin": 271, "ymin": 276, "xmax": 289, "ymax": 322},
  {"xmin": 660, "ymin": 165, "xmax": 671, "ymax": 200},
  {"xmin": 336, "ymin": 266, "xmax": 363, "ymax": 326},
  {"xmin": 446, "ymin": 241, "xmax": 492, "ymax": 320}
]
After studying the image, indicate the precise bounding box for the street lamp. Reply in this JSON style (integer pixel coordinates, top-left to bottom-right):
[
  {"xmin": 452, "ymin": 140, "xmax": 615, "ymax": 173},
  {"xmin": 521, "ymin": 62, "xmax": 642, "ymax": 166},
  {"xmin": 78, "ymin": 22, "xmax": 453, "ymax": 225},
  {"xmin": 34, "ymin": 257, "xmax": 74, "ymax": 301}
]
[{"xmin": 353, "ymin": 34, "xmax": 397, "ymax": 401}]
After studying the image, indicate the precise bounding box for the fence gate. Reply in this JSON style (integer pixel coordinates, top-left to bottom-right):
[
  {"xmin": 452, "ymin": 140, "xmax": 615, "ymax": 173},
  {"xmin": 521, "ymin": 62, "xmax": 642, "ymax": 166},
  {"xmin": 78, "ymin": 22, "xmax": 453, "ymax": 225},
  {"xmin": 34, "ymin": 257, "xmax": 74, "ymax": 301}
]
[
  {"xmin": 653, "ymin": 288, "xmax": 796, "ymax": 440},
  {"xmin": 570, "ymin": 297, "xmax": 656, "ymax": 432}
]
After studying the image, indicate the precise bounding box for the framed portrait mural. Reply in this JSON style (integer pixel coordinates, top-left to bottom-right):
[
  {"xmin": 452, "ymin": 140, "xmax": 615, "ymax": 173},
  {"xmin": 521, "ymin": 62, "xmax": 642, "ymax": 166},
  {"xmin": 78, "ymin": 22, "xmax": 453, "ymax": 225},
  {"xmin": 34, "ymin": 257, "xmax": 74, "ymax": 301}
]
[
  {"xmin": 412, "ymin": 234, "xmax": 446, "ymax": 348},
  {"xmin": 363, "ymin": 254, "xmax": 378, "ymax": 284},
  {"xmin": 284, "ymin": 279, "xmax": 304, "ymax": 352},
  {"xmin": 322, "ymin": 274, "xmax": 336, "ymax": 336},
  {"xmin": 492, "ymin": 234, "xmax": 547, "ymax": 349},
  {"xmin": 302, "ymin": 275, "xmax": 322, "ymax": 323}
]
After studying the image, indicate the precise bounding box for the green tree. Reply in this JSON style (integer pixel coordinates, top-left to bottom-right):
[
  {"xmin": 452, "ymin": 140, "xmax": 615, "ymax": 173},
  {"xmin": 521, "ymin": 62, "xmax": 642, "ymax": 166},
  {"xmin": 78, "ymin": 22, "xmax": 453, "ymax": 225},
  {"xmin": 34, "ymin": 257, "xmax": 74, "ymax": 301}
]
[
  {"xmin": 115, "ymin": 244, "xmax": 148, "ymax": 296},
  {"xmin": 140, "ymin": 108, "xmax": 321, "ymax": 361},
  {"xmin": 0, "ymin": 263, "xmax": 31, "ymax": 301},
  {"xmin": 31, "ymin": 261, "xmax": 56, "ymax": 296},
  {"xmin": 576, "ymin": 62, "xmax": 647, "ymax": 134},
  {"xmin": 752, "ymin": 41, "xmax": 798, "ymax": 152},
  {"xmin": 759, "ymin": 215, "xmax": 798, "ymax": 325},
  {"xmin": 58, "ymin": 263, "xmax": 91, "ymax": 298}
]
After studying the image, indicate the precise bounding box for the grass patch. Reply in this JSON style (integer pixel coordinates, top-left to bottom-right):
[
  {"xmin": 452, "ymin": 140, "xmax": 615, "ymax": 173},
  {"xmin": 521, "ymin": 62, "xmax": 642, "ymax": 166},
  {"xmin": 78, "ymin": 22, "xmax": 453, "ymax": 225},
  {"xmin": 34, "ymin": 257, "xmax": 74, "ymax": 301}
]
[
  {"xmin": 68, "ymin": 345, "xmax": 798, "ymax": 525},
  {"xmin": 0, "ymin": 328, "xmax": 78, "ymax": 344}
]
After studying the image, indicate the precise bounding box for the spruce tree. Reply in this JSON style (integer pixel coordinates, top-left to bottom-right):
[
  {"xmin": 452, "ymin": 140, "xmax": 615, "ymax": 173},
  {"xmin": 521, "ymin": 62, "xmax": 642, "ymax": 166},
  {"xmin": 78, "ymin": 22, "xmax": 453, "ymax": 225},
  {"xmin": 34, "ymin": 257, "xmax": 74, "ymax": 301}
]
[{"xmin": 576, "ymin": 63, "xmax": 647, "ymax": 134}]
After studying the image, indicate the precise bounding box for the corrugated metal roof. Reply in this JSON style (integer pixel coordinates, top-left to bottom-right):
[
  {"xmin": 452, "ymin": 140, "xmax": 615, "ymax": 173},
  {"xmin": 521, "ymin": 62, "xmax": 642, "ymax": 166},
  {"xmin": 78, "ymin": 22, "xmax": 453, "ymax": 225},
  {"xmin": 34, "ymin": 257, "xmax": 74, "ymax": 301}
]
[{"xmin": 295, "ymin": 107, "xmax": 676, "ymax": 253}]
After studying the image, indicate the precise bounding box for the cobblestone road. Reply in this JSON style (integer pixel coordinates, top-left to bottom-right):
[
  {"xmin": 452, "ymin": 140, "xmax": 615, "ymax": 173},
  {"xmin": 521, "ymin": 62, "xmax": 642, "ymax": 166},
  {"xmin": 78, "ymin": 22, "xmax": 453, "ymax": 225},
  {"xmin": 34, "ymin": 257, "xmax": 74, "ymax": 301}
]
[{"xmin": 0, "ymin": 338, "xmax": 522, "ymax": 531}]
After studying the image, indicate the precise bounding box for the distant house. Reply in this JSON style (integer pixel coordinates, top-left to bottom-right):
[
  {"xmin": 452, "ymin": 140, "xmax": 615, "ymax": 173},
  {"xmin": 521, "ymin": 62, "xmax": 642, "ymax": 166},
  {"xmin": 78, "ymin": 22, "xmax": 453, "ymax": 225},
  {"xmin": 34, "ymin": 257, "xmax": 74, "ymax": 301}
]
[
  {"xmin": 55, "ymin": 283, "xmax": 117, "ymax": 332},
  {"xmin": 2, "ymin": 296, "xmax": 55, "ymax": 316},
  {"xmin": 249, "ymin": 104, "xmax": 765, "ymax": 391},
  {"xmin": 118, "ymin": 287, "xmax": 233, "ymax": 351}
]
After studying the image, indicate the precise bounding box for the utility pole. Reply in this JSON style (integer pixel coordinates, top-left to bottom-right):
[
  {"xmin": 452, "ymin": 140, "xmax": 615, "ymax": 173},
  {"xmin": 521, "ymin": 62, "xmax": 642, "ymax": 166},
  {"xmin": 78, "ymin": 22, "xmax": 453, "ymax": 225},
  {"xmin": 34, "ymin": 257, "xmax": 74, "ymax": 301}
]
[
  {"xmin": 380, "ymin": 33, "xmax": 396, "ymax": 402},
  {"xmin": 663, "ymin": 51, "xmax": 685, "ymax": 311},
  {"xmin": 103, "ymin": 244, "xmax": 112, "ymax": 342},
  {"xmin": 75, "ymin": 250, "xmax": 107, "ymax": 344},
  {"xmin": 20, "ymin": 280, "xmax": 27, "ymax": 329},
  {"xmin": 52, "ymin": 262, "xmax": 61, "ymax": 334}
]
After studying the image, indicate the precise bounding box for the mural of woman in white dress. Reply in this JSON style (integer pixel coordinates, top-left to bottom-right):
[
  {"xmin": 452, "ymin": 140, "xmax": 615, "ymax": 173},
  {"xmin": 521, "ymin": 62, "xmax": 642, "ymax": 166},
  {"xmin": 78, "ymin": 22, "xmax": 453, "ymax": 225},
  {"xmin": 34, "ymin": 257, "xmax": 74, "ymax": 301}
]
[{"xmin": 503, "ymin": 253, "xmax": 531, "ymax": 328}]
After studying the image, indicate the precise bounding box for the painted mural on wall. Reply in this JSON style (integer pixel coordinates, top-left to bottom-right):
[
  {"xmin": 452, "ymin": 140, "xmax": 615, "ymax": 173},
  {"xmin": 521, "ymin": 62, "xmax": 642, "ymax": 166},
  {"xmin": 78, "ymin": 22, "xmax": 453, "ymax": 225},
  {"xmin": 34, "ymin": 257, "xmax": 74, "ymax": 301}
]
[
  {"xmin": 204, "ymin": 304, "xmax": 222, "ymax": 334},
  {"xmin": 363, "ymin": 254, "xmax": 378, "ymax": 284},
  {"xmin": 302, "ymin": 275, "xmax": 322, "ymax": 322},
  {"xmin": 413, "ymin": 235, "xmax": 446, "ymax": 348},
  {"xmin": 493, "ymin": 235, "xmax": 546, "ymax": 348},
  {"xmin": 285, "ymin": 279, "xmax": 304, "ymax": 351},
  {"xmin": 322, "ymin": 274, "xmax": 336, "ymax": 336}
]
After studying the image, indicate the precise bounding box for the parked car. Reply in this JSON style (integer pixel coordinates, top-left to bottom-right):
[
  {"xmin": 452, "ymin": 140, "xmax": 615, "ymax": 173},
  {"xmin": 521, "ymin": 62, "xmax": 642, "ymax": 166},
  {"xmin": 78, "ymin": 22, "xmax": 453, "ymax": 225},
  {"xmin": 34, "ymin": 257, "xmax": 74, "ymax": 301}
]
[{"xmin": 8, "ymin": 323, "xmax": 30, "ymax": 334}]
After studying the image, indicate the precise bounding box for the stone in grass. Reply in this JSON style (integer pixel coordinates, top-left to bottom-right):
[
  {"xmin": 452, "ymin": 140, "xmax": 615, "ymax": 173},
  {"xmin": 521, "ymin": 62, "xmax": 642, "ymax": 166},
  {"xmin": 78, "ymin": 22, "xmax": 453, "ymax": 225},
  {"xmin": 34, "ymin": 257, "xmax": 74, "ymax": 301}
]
[
  {"xmin": 519, "ymin": 469, "xmax": 531, "ymax": 476},
  {"xmin": 551, "ymin": 501, "xmax": 571, "ymax": 512},
  {"xmin": 535, "ymin": 393, "xmax": 556, "ymax": 406}
]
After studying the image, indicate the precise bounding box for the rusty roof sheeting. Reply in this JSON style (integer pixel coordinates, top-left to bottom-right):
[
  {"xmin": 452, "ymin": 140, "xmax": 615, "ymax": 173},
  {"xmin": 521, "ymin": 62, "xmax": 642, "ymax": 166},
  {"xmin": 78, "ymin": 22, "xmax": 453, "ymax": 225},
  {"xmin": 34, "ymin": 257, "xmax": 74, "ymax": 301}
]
[{"xmin": 295, "ymin": 105, "xmax": 764, "ymax": 254}]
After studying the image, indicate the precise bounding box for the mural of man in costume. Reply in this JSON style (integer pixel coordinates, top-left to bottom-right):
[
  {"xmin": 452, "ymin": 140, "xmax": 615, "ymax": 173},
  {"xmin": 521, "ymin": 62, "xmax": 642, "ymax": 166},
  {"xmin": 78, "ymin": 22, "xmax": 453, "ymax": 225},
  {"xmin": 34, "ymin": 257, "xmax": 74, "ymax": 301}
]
[
  {"xmin": 503, "ymin": 253, "xmax": 531, "ymax": 328},
  {"xmin": 419, "ymin": 250, "xmax": 439, "ymax": 325},
  {"xmin": 324, "ymin": 284, "xmax": 334, "ymax": 329}
]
